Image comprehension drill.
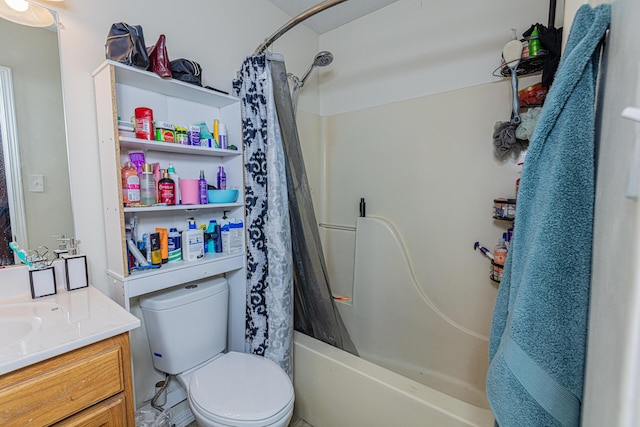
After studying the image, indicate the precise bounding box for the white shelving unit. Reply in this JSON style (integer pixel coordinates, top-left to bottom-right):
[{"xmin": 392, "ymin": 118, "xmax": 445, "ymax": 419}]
[{"xmin": 92, "ymin": 60, "xmax": 246, "ymax": 351}]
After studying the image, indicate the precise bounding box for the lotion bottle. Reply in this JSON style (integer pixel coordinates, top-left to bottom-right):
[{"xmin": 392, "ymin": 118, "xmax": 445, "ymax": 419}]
[{"xmin": 182, "ymin": 217, "xmax": 204, "ymax": 261}]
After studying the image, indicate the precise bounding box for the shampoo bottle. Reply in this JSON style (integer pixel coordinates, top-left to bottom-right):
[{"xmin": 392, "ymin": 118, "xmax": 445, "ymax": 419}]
[
  {"xmin": 158, "ymin": 170, "xmax": 176, "ymax": 205},
  {"xmin": 529, "ymin": 26, "xmax": 541, "ymax": 57},
  {"xmin": 199, "ymin": 170, "xmax": 208, "ymax": 205}
]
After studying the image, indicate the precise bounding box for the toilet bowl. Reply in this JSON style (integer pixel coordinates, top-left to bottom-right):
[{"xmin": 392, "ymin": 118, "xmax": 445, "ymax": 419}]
[
  {"xmin": 139, "ymin": 278, "xmax": 294, "ymax": 427},
  {"xmin": 182, "ymin": 352, "xmax": 293, "ymax": 427}
]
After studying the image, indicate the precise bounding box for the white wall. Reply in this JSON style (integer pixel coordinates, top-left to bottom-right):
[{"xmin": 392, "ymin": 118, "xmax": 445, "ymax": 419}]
[{"xmin": 318, "ymin": 0, "xmax": 562, "ymax": 116}]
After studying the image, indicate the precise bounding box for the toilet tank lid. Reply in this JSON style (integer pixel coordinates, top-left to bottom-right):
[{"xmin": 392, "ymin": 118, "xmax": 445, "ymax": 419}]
[{"xmin": 140, "ymin": 277, "xmax": 228, "ymax": 311}]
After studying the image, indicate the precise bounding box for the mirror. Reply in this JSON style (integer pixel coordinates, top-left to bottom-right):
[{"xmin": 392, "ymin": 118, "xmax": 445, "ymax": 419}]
[{"xmin": 0, "ymin": 13, "xmax": 74, "ymax": 266}]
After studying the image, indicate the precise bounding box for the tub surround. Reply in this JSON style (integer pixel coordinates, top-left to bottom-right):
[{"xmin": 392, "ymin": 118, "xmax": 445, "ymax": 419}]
[{"xmin": 0, "ymin": 262, "xmax": 140, "ymax": 375}]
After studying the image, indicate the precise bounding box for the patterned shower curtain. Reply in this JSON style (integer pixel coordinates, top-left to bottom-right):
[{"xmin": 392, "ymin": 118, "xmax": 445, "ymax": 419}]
[
  {"xmin": 234, "ymin": 53, "xmax": 357, "ymax": 377},
  {"xmin": 233, "ymin": 55, "xmax": 294, "ymax": 377}
]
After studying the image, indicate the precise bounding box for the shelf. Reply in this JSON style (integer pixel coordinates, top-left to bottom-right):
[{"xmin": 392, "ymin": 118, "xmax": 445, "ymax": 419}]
[
  {"xmin": 93, "ymin": 60, "xmax": 239, "ymax": 108},
  {"xmin": 108, "ymin": 252, "xmax": 246, "ymax": 299},
  {"xmin": 493, "ymin": 198, "xmax": 516, "ymax": 221},
  {"xmin": 124, "ymin": 202, "xmax": 243, "ymax": 213},
  {"xmin": 119, "ymin": 137, "xmax": 241, "ymax": 157},
  {"xmin": 493, "ymin": 51, "xmax": 547, "ymax": 78}
]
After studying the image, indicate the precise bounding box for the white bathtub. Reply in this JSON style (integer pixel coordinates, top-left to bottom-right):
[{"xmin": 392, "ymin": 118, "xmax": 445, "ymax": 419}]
[
  {"xmin": 300, "ymin": 217, "xmax": 495, "ymax": 426},
  {"xmin": 293, "ymin": 332, "xmax": 494, "ymax": 426}
]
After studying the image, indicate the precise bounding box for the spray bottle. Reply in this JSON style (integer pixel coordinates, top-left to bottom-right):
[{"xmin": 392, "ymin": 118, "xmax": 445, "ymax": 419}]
[
  {"xmin": 217, "ymin": 166, "xmax": 226, "ymax": 190},
  {"xmin": 198, "ymin": 170, "xmax": 208, "ymax": 205}
]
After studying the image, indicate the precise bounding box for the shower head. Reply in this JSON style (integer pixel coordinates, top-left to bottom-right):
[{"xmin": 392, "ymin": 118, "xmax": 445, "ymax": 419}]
[
  {"xmin": 313, "ymin": 50, "xmax": 334, "ymax": 67},
  {"xmin": 300, "ymin": 51, "xmax": 334, "ymax": 86}
]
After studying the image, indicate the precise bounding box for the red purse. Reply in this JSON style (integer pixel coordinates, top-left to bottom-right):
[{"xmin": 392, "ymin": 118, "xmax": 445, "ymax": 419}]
[{"xmin": 147, "ymin": 34, "xmax": 172, "ymax": 79}]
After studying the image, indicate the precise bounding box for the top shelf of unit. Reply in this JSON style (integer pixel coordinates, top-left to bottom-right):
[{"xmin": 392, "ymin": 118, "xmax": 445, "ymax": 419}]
[
  {"xmin": 93, "ymin": 60, "xmax": 240, "ymax": 109},
  {"xmin": 119, "ymin": 137, "xmax": 242, "ymax": 157}
]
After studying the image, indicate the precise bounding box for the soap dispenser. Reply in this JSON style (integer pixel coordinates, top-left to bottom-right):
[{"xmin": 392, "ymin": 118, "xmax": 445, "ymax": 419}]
[{"xmin": 61, "ymin": 237, "xmax": 89, "ymax": 291}]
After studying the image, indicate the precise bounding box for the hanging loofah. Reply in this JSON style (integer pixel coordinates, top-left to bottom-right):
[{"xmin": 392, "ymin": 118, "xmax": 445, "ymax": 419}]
[
  {"xmin": 493, "ymin": 119, "xmax": 529, "ymax": 162},
  {"xmin": 516, "ymin": 107, "xmax": 543, "ymax": 141}
]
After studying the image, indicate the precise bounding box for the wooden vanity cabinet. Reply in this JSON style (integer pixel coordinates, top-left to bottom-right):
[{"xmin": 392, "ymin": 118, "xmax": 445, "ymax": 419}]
[{"xmin": 0, "ymin": 333, "xmax": 135, "ymax": 427}]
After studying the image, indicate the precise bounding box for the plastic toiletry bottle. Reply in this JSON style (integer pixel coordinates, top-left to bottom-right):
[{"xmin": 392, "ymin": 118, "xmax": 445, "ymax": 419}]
[
  {"xmin": 121, "ymin": 161, "xmax": 140, "ymax": 206},
  {"xmin": 199, "ymin": 170, "xmax": 208, "ymax": 205},
  {"xmin": 206, "ymin": 220, "xmax": 217, "ymax": 253},
  {"xmin": 149, "ymin": 232, "xmax": 162, "ymax": 266},
  {"xmin": 213, "ymin": 119, "xmax": 220, "ymax": 148},
  {"xmin": 200, "ymin": 223, "xmax": 209, "ymax": 253},
  {"xmin": 493, "ymin": 238, "xmax": 508, "ymax": 281},
  {"xmin": 217, "ymin": 166, "xmax": 227, "ymax": 190},
  {"xmin": 228, "ymin": 218, "xmax": 244, "ymax": 253},
  {"xmin": 167, "ymin": 163, "xmax": 180, "ymax": 204},
  {"xmin": 167, "ymin": 227, "xmax": 182, "ymax": 263},
  {"xmin": 218, "ymin": 123, "xmax": 227, "ymax": 149},
  {"xmin": 213, "ymin": 222, "xmax": 222, "ymax": 253},
  {"xmin": 182, "ymin": 218, "xmax": 204, "ymax": 261},
  {"xmin": 515, "ymin": 162, "xmax": 523, "ymax": 200},
  {"xmin": 140, "ymin": 163, "xmax": 157, "ymax": 206},
  {"xmin": 529, "ymin": 26, "xmax": 541, "ymax": 57},
  {"xmin": 220, "ymin": 222, "xmax": 229, "ymax": 254},
  {"xmin": 158, "ymin": 169, "xmax": 176, "ymax": 205}
]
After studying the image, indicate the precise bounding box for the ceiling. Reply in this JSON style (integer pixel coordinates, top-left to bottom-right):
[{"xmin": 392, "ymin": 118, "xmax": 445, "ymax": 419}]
[{"xmin": 267, "ymin": 0, "xmax": 400, "ymax": 34}]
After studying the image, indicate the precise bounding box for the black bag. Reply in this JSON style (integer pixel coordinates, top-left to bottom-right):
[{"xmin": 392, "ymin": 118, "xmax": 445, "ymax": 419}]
[
  {"xmin": 105, "ymin": 23, "xmax": 150, "ymax": 69},
  {"xmin": 170, "ymin": 59, "xmax": 202, "ymax": 86}
]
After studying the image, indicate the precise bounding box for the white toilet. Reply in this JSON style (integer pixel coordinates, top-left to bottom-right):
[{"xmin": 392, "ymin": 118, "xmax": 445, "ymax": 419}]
[{"xmin": 140, "ymin": 277, "xmax": 294, "ymax": 427}]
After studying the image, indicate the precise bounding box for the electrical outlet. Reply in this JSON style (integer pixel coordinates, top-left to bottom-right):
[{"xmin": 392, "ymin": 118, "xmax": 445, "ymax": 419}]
[{"xmin": 28, "ymin": 174, "xmax": 44, "ymax": 192}]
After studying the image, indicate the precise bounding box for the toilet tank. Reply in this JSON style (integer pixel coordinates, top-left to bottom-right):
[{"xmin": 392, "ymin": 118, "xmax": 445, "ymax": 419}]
[{"xmin": 140, "ymin": 277, "xmax": 228, "ymax": 375}]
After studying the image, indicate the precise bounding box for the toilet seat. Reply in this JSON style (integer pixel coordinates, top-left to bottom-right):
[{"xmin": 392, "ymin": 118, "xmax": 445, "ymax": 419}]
[{"xmin": 189, "ymin": 351, "xmax": 294, "ymax": 427}]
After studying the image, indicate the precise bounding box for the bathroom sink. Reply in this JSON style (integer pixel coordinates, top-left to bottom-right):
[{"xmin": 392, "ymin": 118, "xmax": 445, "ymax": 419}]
[
  {"xmin": 0, "ymin": 317, "xmax": 40, "ymax": 348},
  {"xmin": 0, "ymin": 302, "xmax": 65, "ymax": 349}
]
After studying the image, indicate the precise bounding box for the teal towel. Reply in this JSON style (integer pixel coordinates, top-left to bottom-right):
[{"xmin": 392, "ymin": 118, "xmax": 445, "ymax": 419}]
[{"xmin": 486, "ymin": 5, "xmax": 611, "ymax": 427}]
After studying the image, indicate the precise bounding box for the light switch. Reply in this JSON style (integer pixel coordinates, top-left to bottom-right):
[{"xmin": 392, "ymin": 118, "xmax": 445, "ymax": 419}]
[{"xmin": 28, "ymin": 174, "xmax": 44, "ymax": 192}]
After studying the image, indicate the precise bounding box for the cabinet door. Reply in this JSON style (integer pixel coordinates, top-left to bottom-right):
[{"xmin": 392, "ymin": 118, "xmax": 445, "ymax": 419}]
[{"xmin": 54, "ymin": 394, "xmax": 126, "ymax": 427}]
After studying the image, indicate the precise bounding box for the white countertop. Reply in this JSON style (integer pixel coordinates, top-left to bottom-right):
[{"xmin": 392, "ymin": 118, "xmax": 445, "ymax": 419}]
[{"xmin": 0, "ymin": 284, "xmax": 140, "ymax": 375}]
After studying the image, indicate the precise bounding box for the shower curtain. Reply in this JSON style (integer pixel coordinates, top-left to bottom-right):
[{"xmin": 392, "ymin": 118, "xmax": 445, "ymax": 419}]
[{"xmin": 233, "ymin": 53, "xmax": 356, "ymax": 375}]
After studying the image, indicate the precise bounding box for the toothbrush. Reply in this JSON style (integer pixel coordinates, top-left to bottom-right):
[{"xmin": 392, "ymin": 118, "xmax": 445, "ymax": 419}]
[{"xmin": 9, "ymin": 241, "xmax": 33, "ymax": 267}]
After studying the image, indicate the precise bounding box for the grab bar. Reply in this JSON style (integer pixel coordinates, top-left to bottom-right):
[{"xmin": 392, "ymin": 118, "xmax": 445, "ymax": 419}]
[{"xmin": 319, "ymin": 222, "xmax": 356, "ymax": 232}]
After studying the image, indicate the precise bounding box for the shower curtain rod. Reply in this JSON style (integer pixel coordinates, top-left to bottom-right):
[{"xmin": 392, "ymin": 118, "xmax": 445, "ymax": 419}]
[{"xmin": 254, "ymin": 0, "xmax": 349, "ymax": 55}]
